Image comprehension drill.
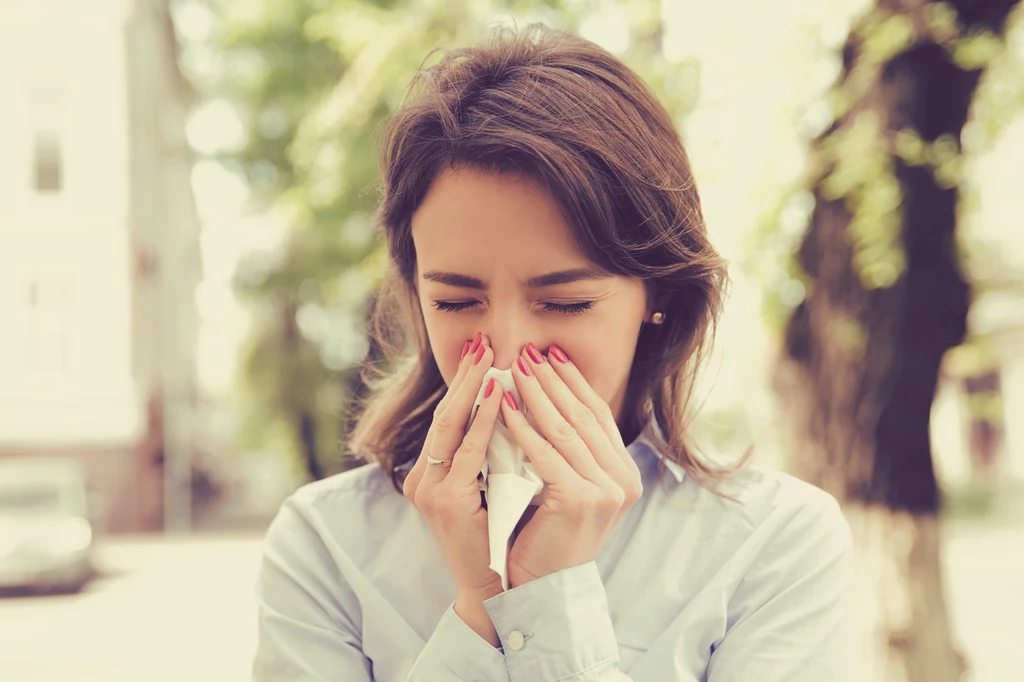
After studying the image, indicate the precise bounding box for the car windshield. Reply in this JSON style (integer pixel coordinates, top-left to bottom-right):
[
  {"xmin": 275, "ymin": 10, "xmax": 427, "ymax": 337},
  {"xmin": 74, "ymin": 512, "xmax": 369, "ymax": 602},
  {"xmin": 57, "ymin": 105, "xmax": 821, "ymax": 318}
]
[{"xmin": 0, "ymin": 486, "xmax": 63, "ymax": 511}]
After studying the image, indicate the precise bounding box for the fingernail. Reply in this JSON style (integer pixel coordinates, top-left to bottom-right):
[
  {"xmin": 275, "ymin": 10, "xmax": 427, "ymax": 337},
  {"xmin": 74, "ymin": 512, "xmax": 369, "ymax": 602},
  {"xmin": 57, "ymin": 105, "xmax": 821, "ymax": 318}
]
[
  {"xmin": 525, "ymin": 342, "xmax": 544, "ymax": 364},
  {"xmin": 473, "ymin": 343, "xmax": 486, "ymax": 365},
  {"xmin": 504, "ymin": 392, "xmax": 518, "ymax": 411},
  {"xmin": 469, "ymin": 332, "xmax": 482, "ymax": 354},
  {"xmin": 484, "ymin": 377, "xmax": 496, "ymax": 398},
  {"xmin": 461, "ymin": 340, "xmax": 471, "ymax": 359},
  {"xmin": 549, "ymin": 344, "xmax": 568, "ymax": 363},
  {"xmin": 516, "ymin": 356, "xmax": 532, "ymax": 377}
]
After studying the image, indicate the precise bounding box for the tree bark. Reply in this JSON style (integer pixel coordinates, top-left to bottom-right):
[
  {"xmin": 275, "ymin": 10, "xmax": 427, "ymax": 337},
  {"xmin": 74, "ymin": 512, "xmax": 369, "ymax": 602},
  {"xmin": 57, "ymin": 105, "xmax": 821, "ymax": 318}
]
[
  {"xmin": 282, "ymin": 302, "xmax": 325, "ymax": 481},
  {"xmin": 773, "ymin": 1, "xmax": 1020, "ymax": 680}
]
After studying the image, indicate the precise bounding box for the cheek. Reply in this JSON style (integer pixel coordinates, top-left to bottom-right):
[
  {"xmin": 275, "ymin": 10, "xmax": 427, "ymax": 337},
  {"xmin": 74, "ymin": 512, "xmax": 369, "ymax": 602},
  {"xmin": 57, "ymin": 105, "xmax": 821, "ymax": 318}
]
[
  {"xmin": 558, "ymin": 328, "xmax": 636, "ymax": 404},
  {"xmin": 557, "ymin": 343, "xmax": 611, "ymax": 402},
  {"xmin": 424, "ymin": 316, "xmax": 467, "ymax": 387}
]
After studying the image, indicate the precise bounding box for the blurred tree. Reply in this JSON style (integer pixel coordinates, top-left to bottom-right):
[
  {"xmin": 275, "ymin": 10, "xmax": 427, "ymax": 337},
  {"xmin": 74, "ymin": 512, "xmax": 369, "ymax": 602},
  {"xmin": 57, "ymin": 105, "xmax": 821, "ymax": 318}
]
[
  {"xmin": 196, "ymin": 0, "xmax": 695, "ymax": 481},
  {"xmin": 770, "ymin": 2, "xmax": 1022, "ymax": 680}
]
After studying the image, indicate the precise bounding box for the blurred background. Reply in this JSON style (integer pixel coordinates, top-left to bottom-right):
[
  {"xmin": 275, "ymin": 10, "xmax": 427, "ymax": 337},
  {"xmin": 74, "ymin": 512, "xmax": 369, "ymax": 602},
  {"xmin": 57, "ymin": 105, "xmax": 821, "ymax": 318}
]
[{"xmin": 0, "ymin": 0, "xmax": 1021, "ymax": 680}]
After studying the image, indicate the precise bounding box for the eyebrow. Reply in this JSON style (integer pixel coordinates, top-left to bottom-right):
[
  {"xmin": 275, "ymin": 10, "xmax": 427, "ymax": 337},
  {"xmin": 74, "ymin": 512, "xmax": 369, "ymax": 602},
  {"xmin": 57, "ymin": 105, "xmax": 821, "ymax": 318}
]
[{"xmin": 421, "ymin": 266, "xmax": 612, "ymax": 290}]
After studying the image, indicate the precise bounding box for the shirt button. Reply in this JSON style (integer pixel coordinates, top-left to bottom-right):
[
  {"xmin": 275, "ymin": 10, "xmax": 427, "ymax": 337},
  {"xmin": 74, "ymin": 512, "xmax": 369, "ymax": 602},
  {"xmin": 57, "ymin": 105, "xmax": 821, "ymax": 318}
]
[{"xmin": 508, "ymin": 630, "xmax": 525, "ymax": 651}]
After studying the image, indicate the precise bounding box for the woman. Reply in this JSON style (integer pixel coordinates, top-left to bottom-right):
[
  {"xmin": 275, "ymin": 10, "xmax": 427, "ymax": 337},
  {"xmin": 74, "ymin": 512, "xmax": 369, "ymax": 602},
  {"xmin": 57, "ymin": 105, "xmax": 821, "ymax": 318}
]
[{"xmin": 252, "ymin": 22, "xmax": 855, "ymax": 682}]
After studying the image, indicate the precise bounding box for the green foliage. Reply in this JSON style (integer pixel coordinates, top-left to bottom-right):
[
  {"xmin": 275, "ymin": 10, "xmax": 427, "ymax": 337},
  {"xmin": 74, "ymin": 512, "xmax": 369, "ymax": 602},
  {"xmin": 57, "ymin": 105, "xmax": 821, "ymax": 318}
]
[
  {"xmin": 961, "ymin": 6, "xmax": 1024, "ymax": 155},
  {"xmin": 952, "ymin": 28, "xmax": 1005, "ymax": 69},
  {"xmin": 756, "ymin": 1, "xmax": 1024, "ymax": 329},
  {"xmin": 861, "ymin": 13, "xmax": 915, "ymax": 63},
  {"xmin": 817, "ymin": 108, "xmax": 906, "ymax": 290}
]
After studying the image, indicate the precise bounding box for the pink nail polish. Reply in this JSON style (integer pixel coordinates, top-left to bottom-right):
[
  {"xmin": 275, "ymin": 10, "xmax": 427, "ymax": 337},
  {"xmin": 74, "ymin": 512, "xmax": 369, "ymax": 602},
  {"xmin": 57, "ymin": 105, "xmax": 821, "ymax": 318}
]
[
  {"xmin": 484, "ymin": 377, "xmax": 496, "ymax": 398},
  {"xmin": 504, "ymin": 393, "xmax": 518, "ymax": 411},
  {"xmin": 461, "ymin": 340, "xmax": 471, "ymax": 359},
  {"xmin": 473, "ymin": 343, "xmax": 486, "ymax": 365},
  {"xmin": 516, "ymin": 356, "xmax": 532, "ymax": 377},
  {"xmin": 525, "ymin": 342, "xmax": 544, "ymax": 364},
  {"xmin": 469, "ymin": 332, "xmax": 482, "ymax": 354},
  {"xmin": 549, "ymin": 344, "xmax": 568, "ymax": 363}
]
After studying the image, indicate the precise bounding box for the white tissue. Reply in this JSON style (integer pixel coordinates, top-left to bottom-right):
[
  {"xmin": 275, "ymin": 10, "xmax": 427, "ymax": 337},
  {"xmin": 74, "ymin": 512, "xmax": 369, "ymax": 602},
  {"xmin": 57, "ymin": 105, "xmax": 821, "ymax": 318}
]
[{"xmin": 467, "ymin": 367, "xmax": 547, "ymax": 591}]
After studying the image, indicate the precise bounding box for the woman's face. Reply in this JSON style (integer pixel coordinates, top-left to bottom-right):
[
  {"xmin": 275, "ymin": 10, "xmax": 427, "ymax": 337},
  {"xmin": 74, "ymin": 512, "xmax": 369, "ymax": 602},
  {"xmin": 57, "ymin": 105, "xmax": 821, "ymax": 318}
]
[{"xmin": 410, "ymin": 167, "xmax": 650, "ymax": 423}]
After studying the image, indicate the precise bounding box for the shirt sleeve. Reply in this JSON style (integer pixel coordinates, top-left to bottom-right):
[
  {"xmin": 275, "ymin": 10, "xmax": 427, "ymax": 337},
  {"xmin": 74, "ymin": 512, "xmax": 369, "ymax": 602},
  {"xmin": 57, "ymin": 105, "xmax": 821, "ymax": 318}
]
[
  {"xmin": 706, "ymin": 492, "xmax": 857, "ymax": 681},
  {"xmin": 252, "ymin": 494, "xmax": 512, "ymax": 682},
  {"xmin": 482, "ymin": 561, "xmax": 633, "ymax": 681},
  {"xmin": 405, "ymin": 603, "xmax": 512, "ymax": 680}
]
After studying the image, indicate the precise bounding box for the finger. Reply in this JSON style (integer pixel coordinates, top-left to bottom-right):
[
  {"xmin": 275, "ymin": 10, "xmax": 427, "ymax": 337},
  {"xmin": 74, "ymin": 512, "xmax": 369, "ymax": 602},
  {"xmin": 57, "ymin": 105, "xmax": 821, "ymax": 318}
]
[
  {"xmin": 500, "ymin": 390, "xmax": 579, "ymax": 486},
  {"xmin": 541, "ymin": 344, "xmax": 644, "ymax": 510},
  {"xmin": 523, "ymin": 343, "xmax": 634, "ymax": 481},
  {"xmin": 404, "ymin": 400, "xmax": 445, "ymax": 500},
  {"xmin": 449, "ymin": 376, "xmax": 503, "ymax": 481},
  {"xmin": 422, "ymin": 337, "xmax": 495, "ymax": 487},
  {"xmin": 513, "ymin": 350, "xmax": 612, "ymax": 486},
  {"xmin": 544, "ymin": 343, "xmax": 633, "ymax": 462},
  {"xmin": 404, "ymin": 334, "xmax": 485, "ymax": 498}
]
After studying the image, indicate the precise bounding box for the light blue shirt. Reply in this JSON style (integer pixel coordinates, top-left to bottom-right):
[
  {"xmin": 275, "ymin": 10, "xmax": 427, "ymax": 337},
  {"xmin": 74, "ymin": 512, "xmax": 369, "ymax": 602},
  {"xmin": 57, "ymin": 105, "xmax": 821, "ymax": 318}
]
[{"xmin": 251, "ymin": 419, "xmax": 856, "ymax": 681}]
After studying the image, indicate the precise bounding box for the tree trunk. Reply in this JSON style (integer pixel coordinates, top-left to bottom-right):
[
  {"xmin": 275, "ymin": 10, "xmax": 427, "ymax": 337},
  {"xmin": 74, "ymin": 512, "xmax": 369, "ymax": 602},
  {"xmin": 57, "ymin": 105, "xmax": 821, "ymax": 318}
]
[
  {"xmin": 295, "ymin": 409, "xmax": 323, "ymax": 481},
  {"xmin": 773, "ymin": 1, "xmax": 1020, "ymax": 680},
  {"xmin": 282, "ymin": 301, "xmax": 325, "ymax": 481}
]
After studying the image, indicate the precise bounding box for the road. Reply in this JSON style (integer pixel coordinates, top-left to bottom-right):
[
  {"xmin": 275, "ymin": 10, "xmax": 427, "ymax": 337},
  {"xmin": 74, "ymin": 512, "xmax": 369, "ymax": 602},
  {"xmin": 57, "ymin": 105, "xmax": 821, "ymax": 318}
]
[
  {"xmin": 0, "ymin": 532, "xmax": 264, "ymax": 682},
  {"xmin": 943, "ymin": 521, "xmax": 1024, "ymax": 682},
  {"xmin": 0, "ymin": 523, "xmax": 1020, "ymax": 682}
]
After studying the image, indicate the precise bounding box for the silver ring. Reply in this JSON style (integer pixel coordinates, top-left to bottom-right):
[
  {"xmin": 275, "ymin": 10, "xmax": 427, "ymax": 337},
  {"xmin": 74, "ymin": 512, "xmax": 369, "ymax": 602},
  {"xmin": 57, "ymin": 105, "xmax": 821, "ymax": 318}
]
[{"xmin": 427, "ymin": 455, "xmax": 453, "ymax": 467}]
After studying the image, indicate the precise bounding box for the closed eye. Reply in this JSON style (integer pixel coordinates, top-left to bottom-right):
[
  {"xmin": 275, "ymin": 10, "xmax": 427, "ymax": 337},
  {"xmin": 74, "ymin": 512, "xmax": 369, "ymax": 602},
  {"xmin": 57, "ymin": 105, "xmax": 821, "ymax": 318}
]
[{"xmin": 431, "ymin": 300, "xmax": 594, "ymax": 316}]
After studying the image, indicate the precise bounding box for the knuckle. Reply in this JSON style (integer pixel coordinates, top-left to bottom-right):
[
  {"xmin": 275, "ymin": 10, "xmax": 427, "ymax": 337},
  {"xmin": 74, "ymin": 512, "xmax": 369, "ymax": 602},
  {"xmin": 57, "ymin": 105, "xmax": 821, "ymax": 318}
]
[
  {"xmin": 584, "ymin": 486, "xmax": 624, "ymax": 513},
  {"xmin": 606, "ymin": 487, "xmax": 627, "ymax": 509},
  {"xmin": 593, "ymin": 401, "xmax": 616, "ymax": 426},
  {"xmin": 552, "ymin": 418, "xmax": 577, "ymax": 443},
  {"xmin": 433, "ymin": 413, "xmax": 455, "ymax": 436},
  {"xmin": 623, "ymin": 474, "xmax": 644, "ymax": 503},
  {"xmin": 413, "ymin": 484, "xmax": 437, "ymax": 511},
  {"xmin": 459, "ymin": 433, "xmax": 487, "ymax": 454},
  {"xmin": 569, "ymin": 403, "xmax": 596, "ymax": 425}
]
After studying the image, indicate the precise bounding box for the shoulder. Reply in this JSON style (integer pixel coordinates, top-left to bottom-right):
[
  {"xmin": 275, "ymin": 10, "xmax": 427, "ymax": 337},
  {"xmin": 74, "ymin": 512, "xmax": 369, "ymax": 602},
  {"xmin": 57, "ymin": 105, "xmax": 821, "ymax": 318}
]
[
  {"xmin": 707, "ymin": 464, "xmax": 855, "ymax": 589},
  {"xmin": 728, "ymin": 465, "xmax": 847, "ymax": 527},
  {"xmin": 262, "ymin": 461, "xmax": 409, "ymax": 560},
  {"xmin": 288, "ymin": 460, "xmax": 397, "ymax": 509},
  {"xmin": 676, "ymin": 463, "xmax": 853, "ymax": 573}
]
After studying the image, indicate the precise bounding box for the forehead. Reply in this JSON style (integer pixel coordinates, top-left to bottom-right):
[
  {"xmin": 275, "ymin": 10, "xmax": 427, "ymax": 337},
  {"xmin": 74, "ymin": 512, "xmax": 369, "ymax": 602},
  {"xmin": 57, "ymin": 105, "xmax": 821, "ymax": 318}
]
[{"xmin": 410, "ymin": 167, "xmax": 589, "ymax": 269}]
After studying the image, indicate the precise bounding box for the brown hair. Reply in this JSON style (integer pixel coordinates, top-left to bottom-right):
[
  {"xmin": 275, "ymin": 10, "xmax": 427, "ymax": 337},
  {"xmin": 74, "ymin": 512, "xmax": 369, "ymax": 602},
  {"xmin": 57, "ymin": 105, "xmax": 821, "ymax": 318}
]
[{"xmin": 345, "ymin": 22, "xmax": 750, "ymax": 496}]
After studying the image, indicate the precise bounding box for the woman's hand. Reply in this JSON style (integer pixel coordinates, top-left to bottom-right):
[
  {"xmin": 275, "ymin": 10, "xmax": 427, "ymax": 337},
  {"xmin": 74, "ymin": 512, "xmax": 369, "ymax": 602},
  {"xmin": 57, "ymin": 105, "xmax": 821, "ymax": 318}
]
[
  {"xmin": 502, "ymin": 342, "xmax": 644, "ymax": 589},
  {"xmin": 402, "ymin": 333, "xmax": 505, "ymax": 642}
]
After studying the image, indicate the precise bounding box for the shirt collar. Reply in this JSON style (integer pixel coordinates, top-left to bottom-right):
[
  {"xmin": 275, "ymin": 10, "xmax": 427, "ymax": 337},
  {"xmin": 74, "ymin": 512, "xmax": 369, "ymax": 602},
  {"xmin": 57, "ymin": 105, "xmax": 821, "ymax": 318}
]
[{"xmin": 632, "ymin": 416, "xmax": 686, "ymax": 483}]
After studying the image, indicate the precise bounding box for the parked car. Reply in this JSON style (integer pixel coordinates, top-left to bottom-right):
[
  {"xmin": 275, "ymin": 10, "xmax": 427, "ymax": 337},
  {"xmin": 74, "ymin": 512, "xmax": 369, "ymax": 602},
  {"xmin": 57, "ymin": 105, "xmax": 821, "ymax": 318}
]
[{"xmin": 0, "ymin": 457, "xmax": 98, "ymax": 594}]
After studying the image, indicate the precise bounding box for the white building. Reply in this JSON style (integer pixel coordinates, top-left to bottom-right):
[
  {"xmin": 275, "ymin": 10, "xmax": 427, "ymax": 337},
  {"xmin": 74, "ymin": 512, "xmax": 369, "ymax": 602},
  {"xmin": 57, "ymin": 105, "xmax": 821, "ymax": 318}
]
[{"xmin": 0, "ymin": 0, "xmax": 200, "ymax": 532}]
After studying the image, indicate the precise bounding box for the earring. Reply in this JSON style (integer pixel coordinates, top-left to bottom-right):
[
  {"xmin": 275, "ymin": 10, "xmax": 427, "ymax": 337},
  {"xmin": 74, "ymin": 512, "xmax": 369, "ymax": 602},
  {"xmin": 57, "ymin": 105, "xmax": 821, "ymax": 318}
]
[{"xmin": 638, "ymin": 311, "xmax": 665, "ymax": 336}]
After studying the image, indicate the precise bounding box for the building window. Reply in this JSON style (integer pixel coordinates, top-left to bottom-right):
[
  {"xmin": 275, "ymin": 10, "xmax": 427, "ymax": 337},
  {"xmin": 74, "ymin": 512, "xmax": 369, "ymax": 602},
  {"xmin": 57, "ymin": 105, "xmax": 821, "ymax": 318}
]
[
  {"xmin": 33, "ymin": 130, "xmax": 63, "ymax": 192},
  {"xmin": 29, "ymin": 79, "xmax": 65, "ymax": 194}
]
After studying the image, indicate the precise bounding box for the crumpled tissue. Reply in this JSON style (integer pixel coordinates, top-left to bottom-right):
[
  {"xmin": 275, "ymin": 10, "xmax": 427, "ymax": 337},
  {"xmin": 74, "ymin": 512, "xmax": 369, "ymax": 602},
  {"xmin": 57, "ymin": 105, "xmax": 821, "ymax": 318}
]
[{"xmin": 467, "ymin": 367, "xmax": 548, "ymax": 591}]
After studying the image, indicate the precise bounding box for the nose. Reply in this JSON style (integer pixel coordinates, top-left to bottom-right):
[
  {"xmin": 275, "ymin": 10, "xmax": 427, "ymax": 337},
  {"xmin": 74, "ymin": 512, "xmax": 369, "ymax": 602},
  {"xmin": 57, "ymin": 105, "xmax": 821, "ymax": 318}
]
[
  {"xmin": 481, "ymin": 328, "xmax": 545, "ymax": 372},
  {"xmin": 489, "ymin": 339, "xmax": 524, "ymax": 373}
]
